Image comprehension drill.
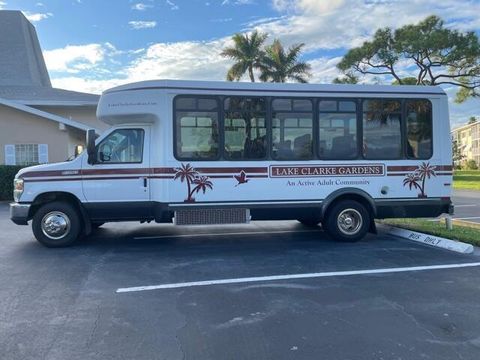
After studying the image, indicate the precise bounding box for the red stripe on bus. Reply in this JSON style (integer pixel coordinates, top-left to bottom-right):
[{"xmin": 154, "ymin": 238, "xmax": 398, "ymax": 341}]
[{"xmin": 387, "ymin": 165, "xmax": 452, "ymax": 171}]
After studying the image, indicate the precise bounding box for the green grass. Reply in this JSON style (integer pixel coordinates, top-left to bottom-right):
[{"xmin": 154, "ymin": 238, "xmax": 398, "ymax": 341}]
[
  {"xmin": 382, "ymin": 218, "xmax": 480, "ymax": 246},
  {"xmin": 453, "ymin": 170, "xmax": 480, "ymax": 190}
]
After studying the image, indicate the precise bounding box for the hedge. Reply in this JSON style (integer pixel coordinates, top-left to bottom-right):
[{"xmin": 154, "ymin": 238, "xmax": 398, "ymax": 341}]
[{"xmin": 0, "ymin": 166, "xmax": 24, "ymax": 201}]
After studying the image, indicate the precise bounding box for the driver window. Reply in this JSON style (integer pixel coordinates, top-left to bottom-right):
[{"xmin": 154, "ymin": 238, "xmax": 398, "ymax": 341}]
[{"xmin": 97, "ymin": 129, "xmax": 144, "ymax": 164}]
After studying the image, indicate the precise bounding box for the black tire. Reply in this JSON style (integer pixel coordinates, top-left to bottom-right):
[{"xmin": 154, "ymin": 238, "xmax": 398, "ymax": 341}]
[
  {"xmin": 324, "ymin": 200, "xmax": 370, "ymax": 242},
  {"xmin": 92, "ymin": 222, "xmax": 105, "ymax": 229},
  {"xmin": 32, "ymin": 201, "xmax": 82, "ymax": 247},
  {"xmin": 297, "ymin": 218, "xmax": 320, "ymax": 227}
]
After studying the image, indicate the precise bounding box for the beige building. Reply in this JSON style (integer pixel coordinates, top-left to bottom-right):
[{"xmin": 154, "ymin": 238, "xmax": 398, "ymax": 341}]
[
  {"xmin": 451, "ymin": 121, "xmax": 480, "ymax": 166},
  {"xmin": 0, "ymin": 10, "xmax": 108, "ymax": 165}
]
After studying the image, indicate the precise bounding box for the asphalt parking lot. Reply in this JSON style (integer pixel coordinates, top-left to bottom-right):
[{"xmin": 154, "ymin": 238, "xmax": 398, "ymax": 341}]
[
  {"xmin": 451, "ymin": 190, "xmax": 480, "ymax": 224},
  {"xmin": 1, "ymin": 202, "xmax": 480, "ymax": 360}
]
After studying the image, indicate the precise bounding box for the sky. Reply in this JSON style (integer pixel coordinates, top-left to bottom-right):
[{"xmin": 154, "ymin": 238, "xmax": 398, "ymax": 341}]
[{"xmin": 1, "ymin": 0, "xmax": 479, "ymax": 127}]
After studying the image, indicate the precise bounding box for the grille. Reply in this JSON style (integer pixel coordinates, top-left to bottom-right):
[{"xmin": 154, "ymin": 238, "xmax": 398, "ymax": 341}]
[{"xmin": 174, "ymin": 208, "xmax": 250, "ymax": 225}]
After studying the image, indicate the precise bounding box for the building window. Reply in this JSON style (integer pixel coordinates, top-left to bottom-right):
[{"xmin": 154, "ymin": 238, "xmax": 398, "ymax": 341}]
[
  {"xmin": 14, "ymin": 144, "xmax": 39, "ymax": 165},
  {"xmin": 406, "ymin": 99, "xmax": 432, "ymax": 159},
  {"xmin": 363, "ymin": 99, "xmax": 402, "ymax": 159},
  {"xmin": 175, "ymin": 97, "xmax": 220, "ymax": 160},
  {"xmin": 272, "ymin": 98, "xmax": 313, "ymax": 160},
  {"xmin": 224, "ymin": 97, "xmax": 267, "ymax": 160},
  {"xmin": 319, "ymin": 99, "xmax": 357, "ymax": 159}
]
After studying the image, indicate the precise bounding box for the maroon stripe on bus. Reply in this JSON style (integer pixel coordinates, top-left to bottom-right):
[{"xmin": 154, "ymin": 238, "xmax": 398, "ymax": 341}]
[
  {"xmin": 81, "ymin": 168, "xmax": 150, "ymax": 175},
  {"xmin": 387, "ymin": 165, "xmax": 452, "ymax": 172},
  {"xmin": 195, "ymin": 167, "xmax": 268, "ymax": 174},
  {"xmin": 387, "ymin": 172, "xmax": 452, "ymax": 176}
]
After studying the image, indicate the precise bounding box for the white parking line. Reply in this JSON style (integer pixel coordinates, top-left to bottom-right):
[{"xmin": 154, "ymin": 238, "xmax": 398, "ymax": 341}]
[
  {"xmin": 134, "ymin": 229, "xmax": 320, "ymax": 240},
  {"xmin": 455, "ymin": 204, "xmax": 478, "ymax": 208},
  {"xmin": 116, "ymin": 262, "xmax": 480, "ymax": 293}
]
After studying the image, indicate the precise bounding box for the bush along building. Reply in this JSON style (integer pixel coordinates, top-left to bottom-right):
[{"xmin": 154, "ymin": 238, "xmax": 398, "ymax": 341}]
[{"xmin": 0, "ymin": 10, "xmax": 108, "ymax": 166}]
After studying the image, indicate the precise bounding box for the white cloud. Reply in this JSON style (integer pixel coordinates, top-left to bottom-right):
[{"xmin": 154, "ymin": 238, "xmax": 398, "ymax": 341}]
[
  {"xmin": 166, "ymin": 0, "xmax": 179, "ymax": 10},
  {"xmin": 128, "ymin": 20, "xmax": 157, "ymax": 29},
  {"xmin": 250, "ymin": 0, "xmax": 480, "ymax": 52},
  {"xmin": 43, "ymin": 43, "xmax": 116, "ymax": 73},
  {"xmin": 0, "ymin": 1, "xmax": 6, "ymax": 9},
  {"xmin": 132, "ymin": 2, "xmax": 153, "ymax": 11},
  {"xmin": 222, "ymin": 0, "xmax": 255, "ymax": 5},
  {"xmin": 22, "ymin": 11, "xmax": 53, "ymax": 22},
  {"xmin": 49, "ymin": 38, "xmax": 232, "ymax": 94}
]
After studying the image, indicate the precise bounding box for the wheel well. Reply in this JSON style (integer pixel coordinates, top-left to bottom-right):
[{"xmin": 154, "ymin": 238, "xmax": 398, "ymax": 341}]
[
  {"xmin": 322, "ymin": 193, "xmax": 376, "ymax": 220},
  {"xmin": 29, "ymin": 192, "xmax": 83, "ymax": 220}
]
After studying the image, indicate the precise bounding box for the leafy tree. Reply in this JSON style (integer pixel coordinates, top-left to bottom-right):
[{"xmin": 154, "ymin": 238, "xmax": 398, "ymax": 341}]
[
  {"xmin": 466, "ymin": 159, "xmax": 478, "ymax": 170},
  {"xmin": 259, "ymin": 39, "xmax": 312, "ymax": 83},
  {"xmin": 221, "ymin": 30, "xmax": 268, "ymax": 82},
  {"xmin": 468, "ymin": 116, "xmax": 477, "ymax": 124},
  {"xmin": 452, "ymin": 139, "xmax": 465, "ymax": 168},
  {"xmin": 392, "ymin": 77, "xmax": 422, "ymax": 85},
  {"xmin": 333, "ymin": 73, "xmax": 358, "ymax": 84},
  {"xmin": 337, "ymin": 16, "xmax": 480, "ymax": 102}
]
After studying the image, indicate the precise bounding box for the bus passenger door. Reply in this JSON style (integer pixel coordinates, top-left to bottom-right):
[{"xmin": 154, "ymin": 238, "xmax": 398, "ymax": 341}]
[{"xmin": 81, "ymin": 126, "xmax": 152, "ymax": 220}]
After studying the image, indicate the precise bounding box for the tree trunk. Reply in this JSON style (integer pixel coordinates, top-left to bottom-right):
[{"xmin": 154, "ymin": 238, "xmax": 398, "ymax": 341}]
[{"xmin": 248, "ymin": 66, "xmax": 255, "ymax": 82}]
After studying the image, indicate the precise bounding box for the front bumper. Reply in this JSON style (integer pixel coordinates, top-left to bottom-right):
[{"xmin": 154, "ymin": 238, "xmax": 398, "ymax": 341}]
[{"xmin": 10, "ymin": 203, "xmax": 31, "ymax": 225}]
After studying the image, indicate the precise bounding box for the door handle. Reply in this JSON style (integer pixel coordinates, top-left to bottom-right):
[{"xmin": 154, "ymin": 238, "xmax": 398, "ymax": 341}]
[{"xmin": 141, "ymin": 177, "xmax": 148, "ymax": 188}]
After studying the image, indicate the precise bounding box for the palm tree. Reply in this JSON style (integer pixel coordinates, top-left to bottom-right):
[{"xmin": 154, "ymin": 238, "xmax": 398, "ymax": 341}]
[
  {"xmin": 190, "ymin": 176, "xmax": 213, "ymax": 199},
  {"xmin": 174, "ymin": 163, "xmax": 198, "ymax": 201},
  {"xmin": 259, "ymin": 39, "xmax": 312, "ymax": 83},
  {"xmin": 221, "ymin": 30, "xmax": 268, "ymax": 82}
]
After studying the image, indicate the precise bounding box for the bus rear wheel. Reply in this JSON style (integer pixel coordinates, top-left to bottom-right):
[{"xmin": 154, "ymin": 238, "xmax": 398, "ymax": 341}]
[
  {"xmin": 324, "ymin": 200, "xmax": 369, "ymax": 242},
  {"xmin": 32, "ymin": 201, "xmax": 81, "ymax": 247}
]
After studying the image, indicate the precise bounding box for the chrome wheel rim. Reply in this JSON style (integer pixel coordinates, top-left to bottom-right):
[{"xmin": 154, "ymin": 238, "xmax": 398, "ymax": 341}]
[
  {"xmin": 337, "ymin": 208, "xmax": 362, "ymax": 236},
  {"xmin": 41, "ymin": 211, "xmax": 71, "ymax": 240}
]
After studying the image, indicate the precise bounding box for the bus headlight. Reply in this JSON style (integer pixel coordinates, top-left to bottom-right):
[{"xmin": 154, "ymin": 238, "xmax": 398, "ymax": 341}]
[{"xmin": 13, "ymin": 178, "xmax": 24, "ymax": 202}]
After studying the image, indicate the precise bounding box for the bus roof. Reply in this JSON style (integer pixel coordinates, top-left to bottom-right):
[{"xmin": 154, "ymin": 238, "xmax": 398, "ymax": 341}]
[{"xmin": 104, "ymin": 79, "xmax": 447, "ymax": 96}]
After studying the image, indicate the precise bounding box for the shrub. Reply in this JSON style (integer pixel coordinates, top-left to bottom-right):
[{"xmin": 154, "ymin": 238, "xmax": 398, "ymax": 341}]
[
  {"xmin": 0, "ymin": 166, "xmax": 24, "ymax": 201},
  {"xmin": 465, "ymin": 159, "xmax": 478, "ymax": 170}
]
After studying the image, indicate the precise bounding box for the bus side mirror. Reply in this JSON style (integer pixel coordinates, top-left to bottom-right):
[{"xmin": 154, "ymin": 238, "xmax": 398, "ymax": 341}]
[{"xmin": 86, "ymin": 129, "xmax": 97, "ymax": 165}]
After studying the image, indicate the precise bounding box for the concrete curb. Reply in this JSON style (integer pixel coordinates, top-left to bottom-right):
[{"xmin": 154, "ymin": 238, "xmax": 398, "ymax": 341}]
[{"xmin": 378, "ymin": 224, "xmax": 474, "ymax": 254}]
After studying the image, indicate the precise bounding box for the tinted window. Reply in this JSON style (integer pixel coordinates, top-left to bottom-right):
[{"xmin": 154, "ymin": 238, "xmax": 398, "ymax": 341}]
[
  {"xmin": 363, "ymin": 99, "xmax": 402, "ymax": 159},
  {"xmin": 97, "ymin": 129, "xmax": 144, "ymax": 163},
  {"xmin": 406, "ymin": 100, "xmax": 432, "ymax": 159},
  {"xmin": 224, "ymin": 97, "xmax": 267, "ymax": 160},
  {"xmin": 175, "ymin": 97, "xmax": 219, "ymax": 160},
  {"xmin": 272, "ymin": 98, "xmax": 313, "ymax": 160},
  {"xmin": 319, "ymin": 100, "xmax": 357, "ymax": 159}
]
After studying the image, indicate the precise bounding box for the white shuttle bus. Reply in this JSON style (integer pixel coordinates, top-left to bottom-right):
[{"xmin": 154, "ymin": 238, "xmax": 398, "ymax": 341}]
[{"xmin": 10, "ymin": 80, "xmax": 453, "ymax": 247}]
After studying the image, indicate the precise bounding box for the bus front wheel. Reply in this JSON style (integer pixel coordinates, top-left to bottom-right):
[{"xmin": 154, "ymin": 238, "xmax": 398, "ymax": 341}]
[
  {"xmin": 324, "ymin": 200, "xmax": 369, "ymax": 242},
  {"xmin": 32, "ymin": 201, "xmax": 82, "ymax": 247}
]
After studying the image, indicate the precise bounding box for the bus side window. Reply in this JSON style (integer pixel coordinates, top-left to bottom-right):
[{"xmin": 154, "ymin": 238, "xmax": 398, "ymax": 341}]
[
  {"xmin": 224, "ymin": 97, "xmax": 267, "ymax": 160},
  {"xmin": 362, "ymin": 99, "xmax": 402, "ymax": 159},
  {"xmin": 406, "ymin": 99, "xmax": 432, "ymax": 159},
  {"xmin": 271, "ymin": 98, "xmax": 313, "ymax": 160},
  {"xmin": 175, "ymin": 97, "xmax": 220, "ymax": 160},
  {"xmin": 319, "ymin": 100, "xmax": 357, "ymax": 159}
]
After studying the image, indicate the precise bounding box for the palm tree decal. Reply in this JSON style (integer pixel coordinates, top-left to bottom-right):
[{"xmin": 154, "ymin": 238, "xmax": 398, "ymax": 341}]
[
  {"xmin": 174, "ymin": 163, "xmax": 213, "ymax": 202},
  {"xmin": 402, "ymin": 162, "xmax": 436, "ymax": 197},
  {"xmin": 258, "ymin": 39, "xmax": 312, "ymax": 83},
  {"xmin": 221, "ymin": 30, "xmax": 268, "ymax": 82},
  {"xmin": 191, "ymin": 176, "xmax": 213, "ymax": 197},
  {"xmin": 402, "ymin": 173, "xmax": 421, "ymax": 190}
]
